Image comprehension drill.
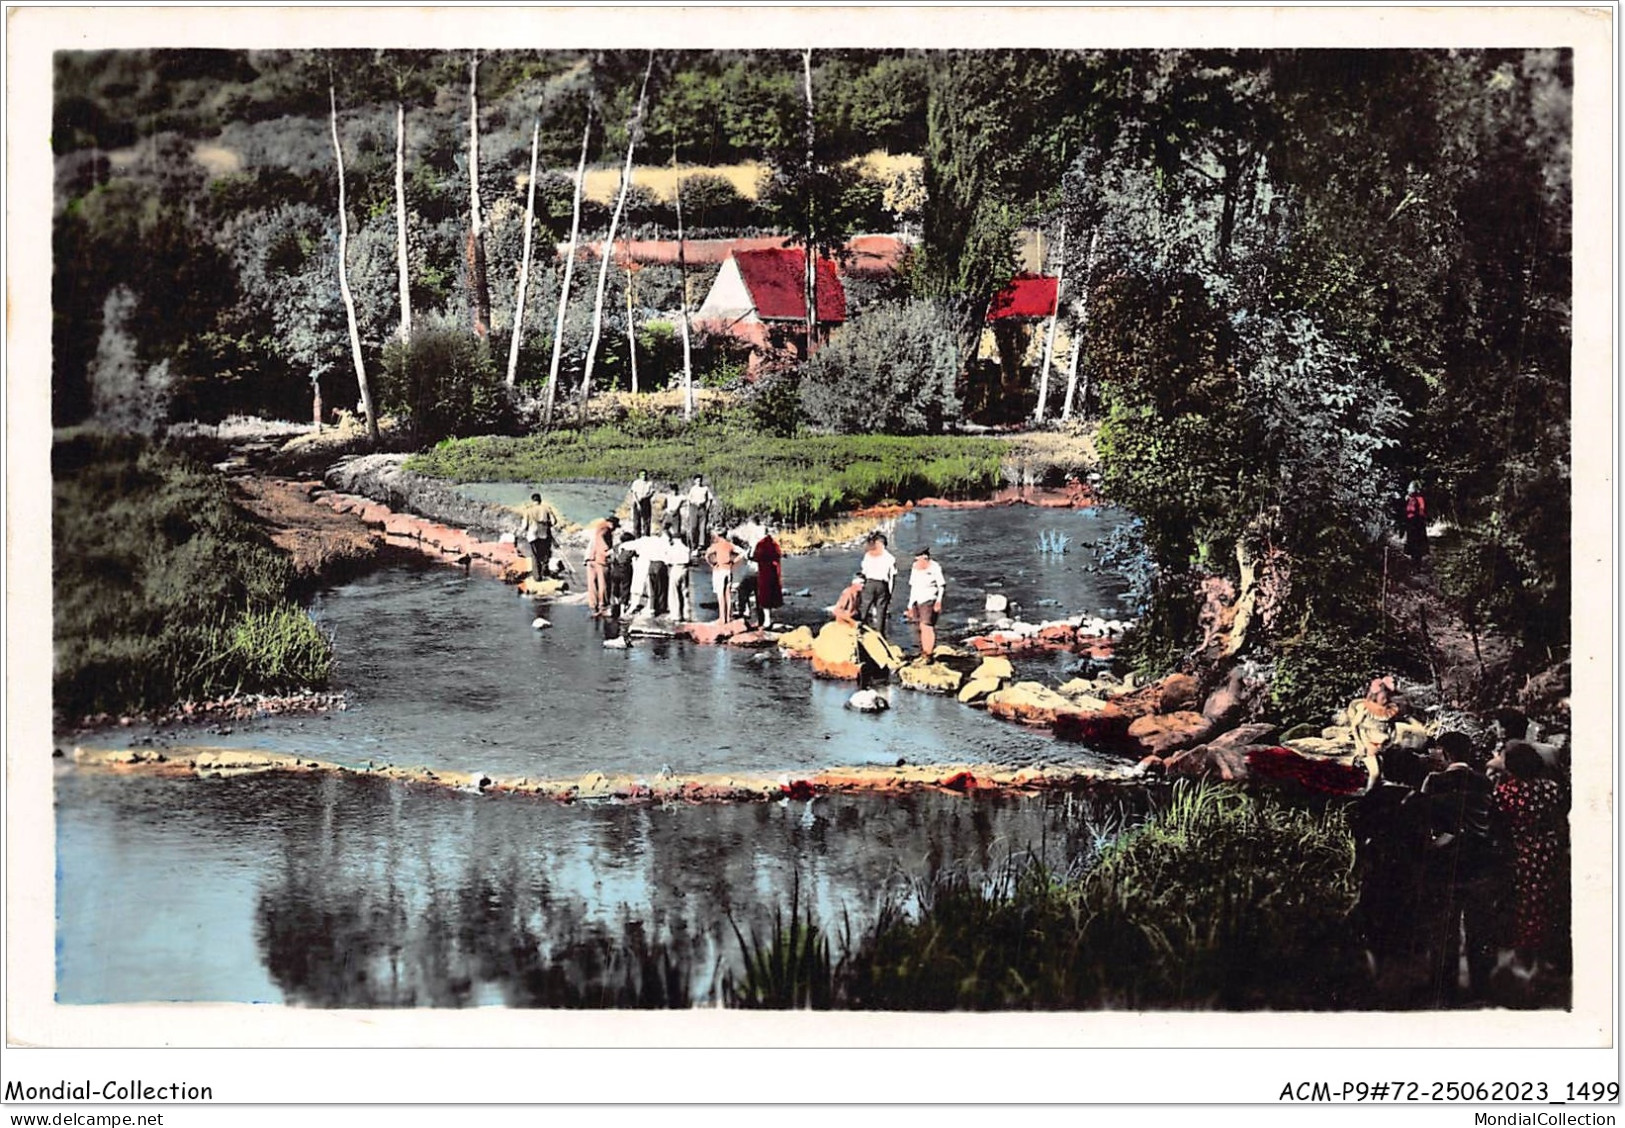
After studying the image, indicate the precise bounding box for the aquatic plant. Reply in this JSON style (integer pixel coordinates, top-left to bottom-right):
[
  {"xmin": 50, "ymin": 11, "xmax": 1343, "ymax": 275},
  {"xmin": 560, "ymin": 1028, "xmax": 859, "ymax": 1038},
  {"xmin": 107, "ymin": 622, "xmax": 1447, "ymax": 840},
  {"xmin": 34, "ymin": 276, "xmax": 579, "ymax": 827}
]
[
  {"xmin": 1036, "ymin": 528, "xmax": 1072, "ymax": 555},
  {"xmin": 724, "ymin": 877, "xmax": 838, "ymax": 1009}
]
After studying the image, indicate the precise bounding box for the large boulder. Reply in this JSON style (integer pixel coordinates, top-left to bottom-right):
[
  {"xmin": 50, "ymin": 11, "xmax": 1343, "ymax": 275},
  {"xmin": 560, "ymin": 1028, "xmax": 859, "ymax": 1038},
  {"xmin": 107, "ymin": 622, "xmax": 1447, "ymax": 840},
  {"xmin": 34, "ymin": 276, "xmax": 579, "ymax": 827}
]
[
  {"xmin": 898, "ymin": 661, "xmax": 964, "ymax": 694},
  {"xmin": 518, "ymin": 577, "xmax": 568, "ymax": 597},
  {"xmin": 987, "ymin": 681, "xmax": 1079, "ymax": 726},
  {"xmin": 1052, "ymin": 703, "xmax": 1133, "ymax": 747},
  {"xmin": 858, "ymin": 626, "xmax": 907, "ymax": 671},
  {"xmin": 957, "ymin": 676, "xmax": 1003, "ymax": 707},
  {"xmin": 811, "ymin": 621, "xmax": 863, "ymax": 680},
  {"xmin": 1245, "ymin": 745, "xmax": 1368, "ymax": 795},
  {"xmin": 1126, "ymin": 710, "xmax": 1215, "ymax": 758},
  {"xmin": 971, "ymin": 656, "xmax": 1015, "ymax": 682},
  {"xmin": 776, "ymin": 625, "xmax": 816, "ymax": 656}
]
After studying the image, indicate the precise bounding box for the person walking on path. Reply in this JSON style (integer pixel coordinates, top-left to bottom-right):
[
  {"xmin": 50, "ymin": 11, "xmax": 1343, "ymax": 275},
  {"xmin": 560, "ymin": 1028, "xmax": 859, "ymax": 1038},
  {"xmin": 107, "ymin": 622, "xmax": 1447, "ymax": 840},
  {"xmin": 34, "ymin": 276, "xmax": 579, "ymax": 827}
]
[
  {"xmin": 1404, "ymin": 480, "xmax": 1429, "ymax": 563},
  {"xmin": 857, "ymin": 532, "xmax": 897, "ymax": 636},
  {"xmin": 703, "ymin": 530, "xmax": 747, "ymax": 624},
  {"xmin": 585, "ymin": 515, "xmax": 619, "ymax": 617},
  {"xmin": 519, "ymin": 493, "xmax": 558, "ymax": 581},
  {"xmin": 684, "ymin": 475, "xmax": 716, "ymax": 550},
  {"xmin": 626, "ymin": 470, "xmax": 657, "ymax": 538},
  {"xmin": 749, "ymin": 524, "xmax": 784, "ymax": 629},
  {"xmin": 905, "ymin": 546, "xmax": 947, "ymax": 660}
]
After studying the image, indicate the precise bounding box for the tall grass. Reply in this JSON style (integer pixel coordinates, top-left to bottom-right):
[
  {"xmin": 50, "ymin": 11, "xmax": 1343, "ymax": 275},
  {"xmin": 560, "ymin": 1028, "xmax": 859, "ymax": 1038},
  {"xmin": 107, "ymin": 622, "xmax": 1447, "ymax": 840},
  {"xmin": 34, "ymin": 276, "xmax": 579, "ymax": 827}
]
[
  {"xmin": 729, "ymin": 783, "xmax": 1364, "ymax": 1010},
  {"xmin": 53, "ymin": 432, "xmax": 334, "ymax": 719},
  {"xmin": 407, "ymin": 418, "xmax": 1006, "ymax": 527}
]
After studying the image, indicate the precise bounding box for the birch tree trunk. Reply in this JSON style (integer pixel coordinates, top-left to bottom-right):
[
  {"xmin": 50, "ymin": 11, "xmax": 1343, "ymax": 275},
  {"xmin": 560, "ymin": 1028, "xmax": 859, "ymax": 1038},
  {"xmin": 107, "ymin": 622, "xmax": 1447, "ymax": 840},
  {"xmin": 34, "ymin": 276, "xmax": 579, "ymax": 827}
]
[
  {"xmin": 505, "ymin": 118, "xmax": 542, "ymax": 388},
  {"xmin": 625, "ymin": 266, "xmax": 638, "ymax": 394},
  {"xmin": 801, "ymin": 48, "xmax": 817, "ymax": 351},
  {"xmin": 466, "ymin": 52, "xmax": 491, "ymax": 338},
  {"xmin": 394, "ymin": 99, "xmax": 411, "ymax": 341},
  {"xmin": 1034, "ymin": 222, "xmax": 1066, "ymax": 423},
  {"xmin": 578, "ymin": 52, "xmax": 654, "ymax": 422},
  {"xmin": 673, "ymin": 165, "xmax": 694, "ymax": 420},
  {"xmin": 543, "ymin": 107, "xmax": 592, "ymax": 427},
  {"xmin": 1060, "ymin": 230, "xmax": 1097, "ymax": 421},
  {"xmin": 329, "ymin": 81, "xmax": 379, "ymax": 445}
]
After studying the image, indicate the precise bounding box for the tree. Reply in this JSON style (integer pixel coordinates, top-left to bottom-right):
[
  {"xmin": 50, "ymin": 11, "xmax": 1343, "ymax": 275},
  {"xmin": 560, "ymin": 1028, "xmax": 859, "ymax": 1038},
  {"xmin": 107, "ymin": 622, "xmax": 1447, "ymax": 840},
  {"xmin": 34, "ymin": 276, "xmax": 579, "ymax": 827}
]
[
  {"xmin": 578, "ymin": 51, "xmax": 654, "ymax": 420},
  {"xmin": 543, "ymin": 104, "xmax": 592, "ymax": 425},
  {"xmin": 328, "ymin": 74, "xmax": 379, "ymax": 444},
  {"xmin": 466, "ymin": 51, "xmax": 492, "ymax": 338}
]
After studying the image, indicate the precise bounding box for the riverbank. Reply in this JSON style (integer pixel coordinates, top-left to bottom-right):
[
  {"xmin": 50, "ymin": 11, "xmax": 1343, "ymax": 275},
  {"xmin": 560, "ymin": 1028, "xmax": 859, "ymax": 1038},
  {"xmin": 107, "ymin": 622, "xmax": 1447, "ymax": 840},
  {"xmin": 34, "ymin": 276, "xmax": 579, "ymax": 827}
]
[{"xmin": 66, "ymin": 743, "xmax": 1136, "ymax": 801}]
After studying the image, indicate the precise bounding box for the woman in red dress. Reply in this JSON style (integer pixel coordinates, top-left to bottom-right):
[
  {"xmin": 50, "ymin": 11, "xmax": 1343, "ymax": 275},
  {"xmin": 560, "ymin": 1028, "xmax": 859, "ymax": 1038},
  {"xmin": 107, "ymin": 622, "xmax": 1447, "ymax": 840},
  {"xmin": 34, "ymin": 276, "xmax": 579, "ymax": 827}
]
[{"xmin": 750, "ymin": 528, "xmax": 784, "ymax": 629}]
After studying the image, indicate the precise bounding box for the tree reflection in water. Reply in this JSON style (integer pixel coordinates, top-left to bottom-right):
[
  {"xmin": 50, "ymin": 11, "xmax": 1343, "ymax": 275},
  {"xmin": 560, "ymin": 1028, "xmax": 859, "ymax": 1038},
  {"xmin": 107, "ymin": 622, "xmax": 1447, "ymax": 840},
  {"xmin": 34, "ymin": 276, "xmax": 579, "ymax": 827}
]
[{"xmin": 247, "ymin": 773, "xmax": 1130, "ymax": 1007}]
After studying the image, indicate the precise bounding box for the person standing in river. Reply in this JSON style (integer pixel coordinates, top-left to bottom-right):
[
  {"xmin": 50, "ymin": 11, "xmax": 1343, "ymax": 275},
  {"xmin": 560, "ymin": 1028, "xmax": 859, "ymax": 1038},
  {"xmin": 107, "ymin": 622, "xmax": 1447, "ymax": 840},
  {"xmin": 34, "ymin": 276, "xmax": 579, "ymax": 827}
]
[
  {"xmin": 749, "ymin": 523, "xmax": 784, "ymax": 629},
  {"xmin": 626, "ymin": 470, "xmax": 656, "ymax": 539},
  {"xmin": 905, "ymin": 546, "xmax": 947, "ymax": 660},
  {"xmin": 703, "ymin": 529, "xmax": 747, "ymax": 624},
  {"xmin": 659, "ymin": 522, "xmax": 693, "ymax": 622},
  {"xmin": 684, "ymin": 475, "xmax": 715, "ymax": 549},
  {"xmin": 857, "ymin": 532, "xmax": 897, "ymax": 636},
  {"xmin": 519, "ymin": 493, "xmax": 558, "ymax": 581},
  {"xmin": 585, "ymin": 515, "xmax": 618, "ymax": 617}
]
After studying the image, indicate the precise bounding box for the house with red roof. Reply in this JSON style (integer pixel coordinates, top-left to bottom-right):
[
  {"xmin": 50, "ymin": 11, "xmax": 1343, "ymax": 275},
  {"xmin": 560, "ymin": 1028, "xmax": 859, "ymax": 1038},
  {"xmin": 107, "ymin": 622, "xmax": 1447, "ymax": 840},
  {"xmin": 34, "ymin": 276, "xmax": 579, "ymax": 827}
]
[
  {"xmin": 986, "ymin": 273, "xmax": 1059, "ymax": 322},
  {"xmin": 694, "ymin": 246, "xmax": 847, "ymax": 365},
  {"xmin": 973, "ymin": 272, "xmax": 1066, "ymax": 421}
]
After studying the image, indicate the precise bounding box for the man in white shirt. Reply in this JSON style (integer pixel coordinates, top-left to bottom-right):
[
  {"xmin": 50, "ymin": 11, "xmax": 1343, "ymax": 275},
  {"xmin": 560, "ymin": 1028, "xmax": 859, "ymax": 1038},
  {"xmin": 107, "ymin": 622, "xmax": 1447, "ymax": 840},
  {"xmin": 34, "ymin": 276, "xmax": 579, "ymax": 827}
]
[
  {"xmin": 659, "ymin": 525, "xmax": 694, "ymax": 622},
  {"xmin": 857, "ymin": 532, "xmax": 897, "ymax": 636},
  {"xmin": 626, "ymin": 470, "xmax": 657, "ymax": 538},
  {"xmin": 683, "ymin": 475, "xmax": 715, "ymax": 548},
  {"xmin": 905, "ymin": 546, "xmax": 947, "ymax": 659}
]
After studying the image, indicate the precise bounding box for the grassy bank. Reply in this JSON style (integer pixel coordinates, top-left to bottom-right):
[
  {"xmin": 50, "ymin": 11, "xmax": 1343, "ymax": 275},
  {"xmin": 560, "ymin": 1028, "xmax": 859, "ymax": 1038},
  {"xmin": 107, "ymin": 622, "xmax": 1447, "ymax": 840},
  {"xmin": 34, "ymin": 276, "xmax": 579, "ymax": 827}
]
[
  {"xmin": 53, "ymin": 432, "xmax": 333, "ymax": 720},
  {"xmin": 729, "ymin": 783, "xmax": 1362, "ymax": 1010},
  {"xmin": 406, "ymin": 417, "xmax": 1009, "ymax": 527}
]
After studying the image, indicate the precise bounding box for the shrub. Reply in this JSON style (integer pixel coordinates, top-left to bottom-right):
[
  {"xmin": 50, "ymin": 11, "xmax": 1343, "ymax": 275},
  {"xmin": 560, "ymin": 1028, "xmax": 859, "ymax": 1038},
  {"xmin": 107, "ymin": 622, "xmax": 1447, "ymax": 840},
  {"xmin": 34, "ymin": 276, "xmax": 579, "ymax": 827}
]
[
  {"xmin": 378, "ymin": 323, "xmax": 514, "ymax": 444},
  {"xmin": 799, "ymin": 298, "xmax": 962, "ymax": 434},
  {"xmin": 1268, "ymin": 621, "xmax": 1389, "ymax": 726}
]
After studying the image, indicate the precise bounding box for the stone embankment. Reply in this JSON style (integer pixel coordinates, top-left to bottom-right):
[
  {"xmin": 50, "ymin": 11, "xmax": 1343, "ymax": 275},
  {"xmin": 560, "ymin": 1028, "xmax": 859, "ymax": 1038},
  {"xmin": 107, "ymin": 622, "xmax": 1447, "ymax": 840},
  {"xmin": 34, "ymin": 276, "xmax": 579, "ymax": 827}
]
[{"xmin": 68, "ymin": 744, "xmax": 1137, "ymax": 802}]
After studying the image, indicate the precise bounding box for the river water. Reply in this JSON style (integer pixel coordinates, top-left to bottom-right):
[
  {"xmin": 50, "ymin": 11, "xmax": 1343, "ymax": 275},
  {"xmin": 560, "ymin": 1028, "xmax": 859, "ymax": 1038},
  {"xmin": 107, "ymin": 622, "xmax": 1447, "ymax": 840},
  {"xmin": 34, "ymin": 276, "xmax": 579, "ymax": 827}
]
[{"xmin": 57, "ymin": 503, "xmax": 1145, "ymax": 1006}]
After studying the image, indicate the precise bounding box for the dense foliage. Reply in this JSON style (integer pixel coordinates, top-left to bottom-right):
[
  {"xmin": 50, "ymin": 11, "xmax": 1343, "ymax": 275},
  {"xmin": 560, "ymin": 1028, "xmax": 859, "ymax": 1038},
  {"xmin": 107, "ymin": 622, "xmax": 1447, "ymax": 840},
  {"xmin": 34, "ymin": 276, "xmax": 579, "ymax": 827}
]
[
  {"xmin": 726, "ymin": 783, "xmax": 1363, "ymax": 1010},
  {"xmin": 53, "ymin": 433, "xmax": 333, "ymax": 718},
  {"xmin": 798, "ymin": 298, "xmax": 961, "ymax": 434}
]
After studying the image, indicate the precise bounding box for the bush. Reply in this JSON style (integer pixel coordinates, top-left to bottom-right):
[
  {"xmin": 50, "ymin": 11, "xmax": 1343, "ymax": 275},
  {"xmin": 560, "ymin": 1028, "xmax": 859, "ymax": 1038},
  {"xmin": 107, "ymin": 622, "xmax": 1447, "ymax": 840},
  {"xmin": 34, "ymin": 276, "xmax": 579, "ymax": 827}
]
[
  {"xmin": 799, "ymin": 298, "xmax": 962, "ymax": 434},
  {"xmin": 1268, "ymin": 621, "xmax": 1389, "ymax": 726},
  {"xmin": 379, "ymin": 323, "xmax": 514, "ymax": 444},
  {"xmin": 835, "ymin": 782, "xmax": 1363, "ymax": 1009}
]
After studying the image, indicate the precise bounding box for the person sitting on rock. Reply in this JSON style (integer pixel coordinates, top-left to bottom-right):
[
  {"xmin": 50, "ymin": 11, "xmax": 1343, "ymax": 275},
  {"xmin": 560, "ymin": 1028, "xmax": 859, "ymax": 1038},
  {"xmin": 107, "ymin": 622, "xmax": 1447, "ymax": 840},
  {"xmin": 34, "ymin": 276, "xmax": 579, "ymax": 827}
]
[
  {"xmin": 904, "ymin": 546, "xmax": 946, "ymax": 661},
  {"xmin": 832, "ymin": 574, "xmax": 865, "ymax": 626}
]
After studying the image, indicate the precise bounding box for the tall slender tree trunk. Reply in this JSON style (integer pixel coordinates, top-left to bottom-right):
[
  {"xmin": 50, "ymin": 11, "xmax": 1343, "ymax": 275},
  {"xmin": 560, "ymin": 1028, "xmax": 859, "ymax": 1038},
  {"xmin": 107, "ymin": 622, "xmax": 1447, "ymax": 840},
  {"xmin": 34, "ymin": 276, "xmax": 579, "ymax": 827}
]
[
  {"xmin": 1060, "ymin": 230, "xmax": 1097, "ymax": 421},
  {"xmin": 506, "ymin": 118, "xmax": 542, "ymax": 388},
  {"xmin": 467, "ymin": 52, "xmax": 491, "ymax": 337},
  {"xmin": 801, "ymin": 47, "xmax": 817, "ymax": 352},
  {"xmin": 579, "ymin": 52, "xmax": 654, "ymax": 422},
  {"xmin": 543, "ymin": 107, "xmax": 592, "ymax": 428},
  {"xmin": 1034, "ymin": 221, "xmax": 1066, "ymax": 423},
  {"xmin": 329, "ymin": 80, "xmax": 378, "ymax": 445},
  {"xmin": 625, "ymin": 265, "xmax": 638, "ymax": 394},
  {"xmin": 394, "ymin": 99, "xmax": 411, "ymax": 341},
  {"xmin": 673, "ymin": 164, "xmax": 694, "ymax": 420}
]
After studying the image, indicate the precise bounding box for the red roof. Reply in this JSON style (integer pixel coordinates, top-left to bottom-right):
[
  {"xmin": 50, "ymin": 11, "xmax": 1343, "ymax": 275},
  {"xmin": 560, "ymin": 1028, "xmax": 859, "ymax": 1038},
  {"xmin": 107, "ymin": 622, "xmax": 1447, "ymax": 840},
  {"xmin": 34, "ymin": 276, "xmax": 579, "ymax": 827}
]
[
  {"xmin": 987, "ymin": 273, "xmax": 1059, "ymax": 321},
  {"xmin": 734, "ymin": 248, "xmax": 846, "ymax": 323}
]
